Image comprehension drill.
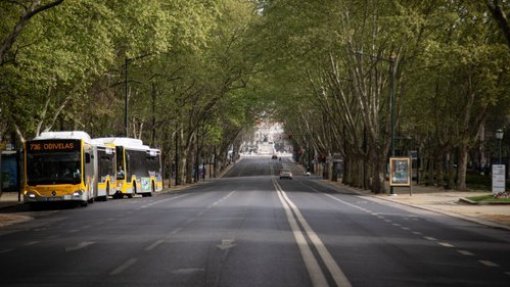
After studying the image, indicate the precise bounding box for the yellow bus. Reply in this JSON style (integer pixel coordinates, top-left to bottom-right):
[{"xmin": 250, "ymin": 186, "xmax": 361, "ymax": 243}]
[
  {"xmin": 96, "ymin": 138, "xmax": 162, "ymax": 198},
  {"xmin": 91, "ymin": 140, "xmax": 116, "ymax": 201},
  {"xmin": 23, "ymin": 131, "xmax": 96, "ymax": 207}
]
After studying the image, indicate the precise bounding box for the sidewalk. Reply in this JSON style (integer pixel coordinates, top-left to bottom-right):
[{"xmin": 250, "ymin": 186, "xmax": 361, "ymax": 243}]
[
  {"xmin": 0, "ymin": 192, "xmax": 31, "ymax": 227},
  {"xmin": 322, "ymin": 180, "xmax": 510, "ymax": 231}
]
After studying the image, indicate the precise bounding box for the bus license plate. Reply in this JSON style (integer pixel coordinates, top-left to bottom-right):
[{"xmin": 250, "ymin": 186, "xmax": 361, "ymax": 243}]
[{"xmin": 47, "ymin": 197, "xmax": 62, "ymax": 201}]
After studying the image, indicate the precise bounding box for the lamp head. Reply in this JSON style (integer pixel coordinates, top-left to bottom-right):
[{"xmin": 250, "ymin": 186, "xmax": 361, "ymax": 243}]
[{"xmin": 496, "ymin": 129, "xmax": 504, "ymax": 140}]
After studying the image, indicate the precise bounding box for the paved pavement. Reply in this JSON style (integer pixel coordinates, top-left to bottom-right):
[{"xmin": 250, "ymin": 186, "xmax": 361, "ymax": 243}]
[
  {"xmin": 1, "ymin": 157, "xmax": 509, "ymax": 286},
  {"xmin": 0, "ymin": 161, "xmax": 239, "ymax": 227},
  {"xmin": 321, "ymin": 180, "xmax": 510, "ymax": 231},
  {"xmin": 2, "ymin": 158, "xmax": 509, "ymax": 231}
]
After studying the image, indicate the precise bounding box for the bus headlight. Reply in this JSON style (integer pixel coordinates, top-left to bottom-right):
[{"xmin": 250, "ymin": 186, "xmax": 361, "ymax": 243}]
[
  {"xmin": 72, "ymin": 190, "xmax": 84, "ymax": 198},
  {"xmin": 27, "ymin": 193, "xmax": 36, "ymax": 199}
]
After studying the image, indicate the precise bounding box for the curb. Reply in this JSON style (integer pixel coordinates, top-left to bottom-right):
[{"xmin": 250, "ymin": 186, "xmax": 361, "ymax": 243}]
[
  {"xmin": 317, "ymin": 179, "xmax": 510, "ymax": 232},
  {"xmin": 155, "ymin": 160, "xmax": 242, "ymax": 195},
  {"xmin": 458, "ymin": 197, "xmax": 477, "ymax": 205},
  {"xmin": 459, "ymin": 197, "xmax": 510, "ymax": 205},
  {"xmin": 0, "ymin": 214, "xmax": 32, "ymax": 228}
]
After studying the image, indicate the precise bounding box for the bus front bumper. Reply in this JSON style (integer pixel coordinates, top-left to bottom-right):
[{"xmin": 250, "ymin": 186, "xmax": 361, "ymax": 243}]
[{"xmin": 23, "ymin": 190, "xmax": 87, "ymax": 203}]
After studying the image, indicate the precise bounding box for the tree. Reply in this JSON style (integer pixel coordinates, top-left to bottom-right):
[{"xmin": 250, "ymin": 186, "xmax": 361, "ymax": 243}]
[{"xmin": 0, "ymin": 0, "xmax": 64, "ymax": 66}]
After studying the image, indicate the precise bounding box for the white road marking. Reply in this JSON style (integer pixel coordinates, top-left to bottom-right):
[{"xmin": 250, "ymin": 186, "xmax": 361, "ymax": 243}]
[
  {"xmin": 171, "ymin": 268, "xmax": 204, "ymax": 275},
  {"xmin": 110, "ymin": 258, "xmax": 138, "ymax": 275},
  {"xmin": 0, "ymin": 248, "xmax": 14, "ymax": 254},
  {"xmin": 217, "ymin": 239, "xmax": 236, "ymax": 250},
  {"xmin": 412, "ymin": 231, "xmax": 422, "ymax": 236},
  {"xmin": 139, "ymin": 194, "xmax": 189, "ymax": 209},
  {"xmin": 457, "ymin": 250, "xmax": 474, "ymax": 256},
  {"xmin": 392, "ymin": 223, "xmax": 401, "ymax": 227},
  {"xmin": 170, "ymin": 227, "xmax": 182, "ymax": 235},
  {"xmin": 275, "ymin": 185, "xmax": 329, "ymax": 287},
  {"xmin": 209, "ymin": 190, "xmax": 236, "ymax": 208},
  {"xmin": 25, "ymin": 241, "xmax": 39, "ymax": 246},
  {"xmin": 424, "ymin": 236, "xmax": 437, "ymax": 241},
  {"xmin": 479, "ymin": 260, "xmax": 499, "ymax": 267},
  {"xmin": 65, "ymin": 241, "xmax": 95, "ymax": 252},
  {"xmin": 276, "ymin": 180, "xmax": 352, "ymax": 287},
  {"xmin": 322, "ymin": 192, "xmax": 372, "ymax": 214},
  {"xmin": 145, "ymin": 239, "xmax": 165, "ymax": 251},
  {"xmin": 438, "ymin": 242, "xmax": 454, "ymax": 248},
  {"xmin": 401, "ymin": 227, "xmax": 410, "ymax": 231}
]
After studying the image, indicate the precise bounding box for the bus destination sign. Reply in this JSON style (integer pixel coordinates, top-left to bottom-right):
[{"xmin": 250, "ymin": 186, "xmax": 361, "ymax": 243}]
[{"xmin": 28, "ymin": 140, "xmax": 81, "ymax": 152}]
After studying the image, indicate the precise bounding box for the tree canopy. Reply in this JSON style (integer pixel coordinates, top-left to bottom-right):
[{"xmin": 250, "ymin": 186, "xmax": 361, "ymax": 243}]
[{"xmin": 1, "ymin": 0, "xmax": 510, "ymax": 190}]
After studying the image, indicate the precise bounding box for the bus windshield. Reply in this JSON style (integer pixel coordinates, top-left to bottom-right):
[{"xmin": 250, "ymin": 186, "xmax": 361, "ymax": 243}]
[{"xmin": 27, "ymin": 151, "xmax": 81, "ymax": 185}]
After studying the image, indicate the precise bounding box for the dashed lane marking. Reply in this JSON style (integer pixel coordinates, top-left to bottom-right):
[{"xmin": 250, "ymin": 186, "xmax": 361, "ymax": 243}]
[
  {"xmin": 0, "ymin": 248, "xmax": 14, "ymax": 254},
  {"xmin": 145, "ymin": 239, "xmax": 165, "ymax": 251},
  {"xmin": 170, "ymin": 227, "xmax": 182, "ymax": 235},
  {"xmin": 139, "ymin": 194, "xmax": 189, "ymax": 209},
  {"xmin": 479, "ymin": 260, "xmax": 499, "ymax": 267},
  {"xmin": 302, "ymin": 182, "xmax": 510, "ymax": 279},
  {"xmin": 458, "ymin": 250, "xmax": 474, "ymax": 256},
  {"xmin": 25, "ymin": 241, "xmax": 39, "ymax": 246},
  {"xmin": 65, "ymin": 241, "xmax": 95, "ymax": 252},
  {"xmin": 110, "ymin": 258, "xmax": 138, "ymax": 275},
  {"xmin": 438, "ymin": 242, "xmax": 454, "ymax": 248}
]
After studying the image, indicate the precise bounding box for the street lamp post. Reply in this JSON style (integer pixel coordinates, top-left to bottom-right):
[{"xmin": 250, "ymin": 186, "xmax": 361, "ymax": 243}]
[
  {"xmin": 496, "ymin": 129, "xmax": 504, "ymax": 164},
  {"xmin": 389, "ymin": 54, "xmax": 397, "ymax": 195},
  {"xmin": 124, "ymin": 57, "xmax": 130, "ymax": 137}
]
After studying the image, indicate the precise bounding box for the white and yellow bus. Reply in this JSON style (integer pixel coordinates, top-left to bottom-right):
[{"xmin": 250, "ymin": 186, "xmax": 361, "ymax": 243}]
[
  {"xmin": 23, "ymin": 131, "xmax": 96, "ymax": 206},
  {"xmin": 91, "ymin": 139, "xmax": 117, "ymax": 201},
  {"xmin": 96, "ymin": 138, "xmax": 162, "ymax": 198}
]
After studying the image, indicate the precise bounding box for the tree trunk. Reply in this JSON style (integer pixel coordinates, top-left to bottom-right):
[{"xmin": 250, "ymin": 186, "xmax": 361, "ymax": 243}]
[{"xmin": 456, "ymin": 144, "xmax": 469, "ymax": 190}]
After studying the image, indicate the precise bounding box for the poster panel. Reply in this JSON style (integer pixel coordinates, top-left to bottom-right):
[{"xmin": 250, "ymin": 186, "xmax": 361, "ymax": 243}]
[{"xmin": 390, "ymin": 157, "xmax": 411, "ymax": 187}]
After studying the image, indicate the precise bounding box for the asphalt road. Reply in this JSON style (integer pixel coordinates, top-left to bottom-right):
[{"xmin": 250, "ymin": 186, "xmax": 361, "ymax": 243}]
[{"xmin": 0, "ymin": 156, "xmax": 509, "ymax": 286}]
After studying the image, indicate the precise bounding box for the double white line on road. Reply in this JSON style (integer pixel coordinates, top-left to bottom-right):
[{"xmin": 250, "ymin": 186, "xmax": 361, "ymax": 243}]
[{"xmin": 273, "ymin": 178, "xmax": 351, "ymax": 287}]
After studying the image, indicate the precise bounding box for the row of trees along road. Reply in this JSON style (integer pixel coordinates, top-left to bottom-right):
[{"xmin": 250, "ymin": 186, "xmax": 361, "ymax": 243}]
[
  {"xmin": 253, "ymin": 0, "xmax": 510, "ymax": 193},
  {"xmin": 0, "ymin": 0, "xmax": 267, "ymax": 186},
  {"xmin": 3, "ymin": 1, "xmax": 510, "ymax": 192}
]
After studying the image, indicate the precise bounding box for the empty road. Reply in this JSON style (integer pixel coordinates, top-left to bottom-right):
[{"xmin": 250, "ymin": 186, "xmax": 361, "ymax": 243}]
[{"xmin": 0, "ymin": 156, "xmax": 509, "ymax": 286}]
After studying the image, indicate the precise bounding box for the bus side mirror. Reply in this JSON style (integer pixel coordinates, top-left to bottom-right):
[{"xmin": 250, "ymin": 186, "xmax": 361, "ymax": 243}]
[{"xmin": 85, "ymin": 153, "xmax": 91, "ymax": 163}]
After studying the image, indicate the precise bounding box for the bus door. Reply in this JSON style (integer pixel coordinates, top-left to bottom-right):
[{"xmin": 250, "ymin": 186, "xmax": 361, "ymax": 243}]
[{"xmin": 84, "ymin": 145, "xmax": 96, "ymax": 202}]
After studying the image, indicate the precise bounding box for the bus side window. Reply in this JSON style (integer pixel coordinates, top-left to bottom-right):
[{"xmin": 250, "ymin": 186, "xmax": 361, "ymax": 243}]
[{"xmin": 117, "ymin": 169, "xmax": 125, "ymax": 179}]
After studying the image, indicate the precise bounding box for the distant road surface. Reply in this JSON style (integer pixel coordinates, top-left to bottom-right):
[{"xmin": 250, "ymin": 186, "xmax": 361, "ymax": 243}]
[{"xmin": 0, "ymin": 156, "xmax": 509, "ymax": 286}]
